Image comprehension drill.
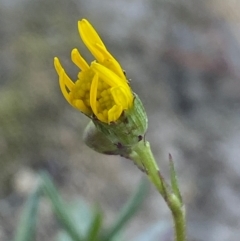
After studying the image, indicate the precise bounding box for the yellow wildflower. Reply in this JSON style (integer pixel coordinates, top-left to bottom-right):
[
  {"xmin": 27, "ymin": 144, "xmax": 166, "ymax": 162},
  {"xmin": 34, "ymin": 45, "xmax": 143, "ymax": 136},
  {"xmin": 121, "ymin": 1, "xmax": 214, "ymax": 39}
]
[{"xmin": 54, "ymin": 19, "xmax": 133, "ymax": 124}]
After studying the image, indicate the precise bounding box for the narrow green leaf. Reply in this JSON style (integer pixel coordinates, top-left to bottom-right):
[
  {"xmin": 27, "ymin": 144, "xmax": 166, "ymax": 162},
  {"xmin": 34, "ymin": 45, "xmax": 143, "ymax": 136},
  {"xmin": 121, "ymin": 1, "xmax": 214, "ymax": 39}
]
[
  {"xmin": 13, "ymin": 186, "xmax": 42, "ymax": 241},
  {"xmin": 169, "ymin": 154, "xmax": 182, "ymax": 204},
  {"xmin": 85, "ymin": 207, "xmax": 103, "ymax": 241},
  {"xmin": 103, "ymin": 179, "xmax": 148, "ymax": 241},
  {"xmin": 40, "ymin": 172, "xmax": 83, "ymax": 241}
]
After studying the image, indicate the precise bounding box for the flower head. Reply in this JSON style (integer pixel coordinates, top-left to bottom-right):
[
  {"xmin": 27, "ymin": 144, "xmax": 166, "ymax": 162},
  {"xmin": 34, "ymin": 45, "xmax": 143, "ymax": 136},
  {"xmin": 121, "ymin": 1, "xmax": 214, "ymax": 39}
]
[{"xmin": 54, "ymin": 19, "xmax": 133, "ymax": 124}]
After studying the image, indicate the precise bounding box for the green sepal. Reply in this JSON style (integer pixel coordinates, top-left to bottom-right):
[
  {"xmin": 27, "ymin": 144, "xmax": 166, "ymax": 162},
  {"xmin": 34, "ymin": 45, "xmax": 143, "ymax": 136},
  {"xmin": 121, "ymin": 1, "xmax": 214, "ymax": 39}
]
[
  {"xmin": 93, "ymin": 93, "xmax": 148, "ymax": 148},
  {"xmin": 83, "ymin": 121, "xmax": 120, "ymax": 155}
]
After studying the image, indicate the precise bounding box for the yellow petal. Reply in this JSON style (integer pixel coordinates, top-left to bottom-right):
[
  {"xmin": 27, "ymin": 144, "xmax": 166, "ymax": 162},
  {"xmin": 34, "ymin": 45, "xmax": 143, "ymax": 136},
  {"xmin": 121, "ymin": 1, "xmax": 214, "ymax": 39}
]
[
  {"xmin": 94, "ymin": 44, "xmax": 126, "ymax": 79},
  {"xmin": 59, "ymin": 69, "xmax": 73, "ymax": 106},
  {"xmin": 91, "ymin": 62, "xmax": 123, "ymax": 87},
  {"xmin": 71, "ymin": 48, "xmax": 89, "ymax": 71},
  {"xmin": 54, "ymin": 57, "xmax": 63, "ymax": 76},
  {"xmin": 78, "ymin": 19, "xmax": 106, "ymax": 62},
  {"xmin": 95, "ymin": 113, "xmax": 106, "ymax": 123},
  {"xmin": 72, "ymin": 99, "xmax": 91, "ymax": 115},
  {"xmin": 54, "ymin": 57, "xmax": 74, "ymax": 91},
  {"xmin": 90, "ymin": 73, "xmax": 99, "ymax": 117},
  {"xmin": 110, "ymin": 86, "xmax": 129, "ymax": 109},
  {"xmin": 108, "ymin": 105, "xmax": 123, "ymax": 123}
]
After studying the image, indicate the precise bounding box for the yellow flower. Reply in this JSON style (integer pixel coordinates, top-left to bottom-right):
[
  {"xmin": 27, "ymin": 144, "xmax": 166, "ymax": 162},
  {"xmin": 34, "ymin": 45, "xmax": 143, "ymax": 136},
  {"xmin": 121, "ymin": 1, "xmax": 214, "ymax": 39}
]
[{"xmin": 54, "ymin": 19, "xmax": 133, "ymax": 124}]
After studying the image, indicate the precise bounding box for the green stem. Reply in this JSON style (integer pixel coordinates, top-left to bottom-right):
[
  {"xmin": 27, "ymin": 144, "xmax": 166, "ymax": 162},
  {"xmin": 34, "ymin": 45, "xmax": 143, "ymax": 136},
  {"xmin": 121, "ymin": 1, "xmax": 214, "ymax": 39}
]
[
  {"xmin": 166, "ymin": 193, "xmax": 186, "ymax": 241},
  {"xmin": 129, "ymin": 141, "xmax": 163, "ymax": 194},
  {"xmin": 129, "ymin": 140, "xmax": 186, "ymax": 241}
]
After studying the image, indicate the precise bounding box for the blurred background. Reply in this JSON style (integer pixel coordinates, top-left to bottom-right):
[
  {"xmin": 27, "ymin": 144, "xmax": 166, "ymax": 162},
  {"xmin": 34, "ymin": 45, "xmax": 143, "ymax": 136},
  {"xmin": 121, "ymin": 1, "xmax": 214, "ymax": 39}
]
[{"xmin": 1, "ymin": 0, "xmax": 240, "ymax": 240}]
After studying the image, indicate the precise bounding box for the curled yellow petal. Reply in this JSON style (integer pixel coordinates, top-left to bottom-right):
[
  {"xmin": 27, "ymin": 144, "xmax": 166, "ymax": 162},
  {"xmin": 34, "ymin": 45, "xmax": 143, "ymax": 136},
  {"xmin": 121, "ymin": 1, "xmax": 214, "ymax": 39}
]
[
  {"xmin": 94, "ymin": 44, "xmax": 126, "ymax": 79},
  {"xmin": 110, "ymin": 86, "xmax": 129, "ymax": 109},
  {"xmin": 71, "ymin": 48, "xmax": 89, "ymax": 71},
  {"xmin": 72, "ymin": 99, "xmax": 91, "ymax": 115},
  {"xmin": 90, "ymin": 73, "xmax": 99, "ymax": 117},
  {"xmin": 59, "ymin": 69, "xmax": 73, "ymax": 106},
  {"xmin": 91, "ymin": 62, "xmax": 123, "ymax": 87},
  {"xmin": 54, "ymin": 57, "xmax": 63, "ymax": 76},
  {"xmin": 108, "ymin": 105, "xmax": 123, "ymax": 123},
  {"xmin": 95, "ymin": 113, "xmax": 106, "ymax": 123},
  {"xmin": 54, "ymin": 58, "xmax": 74, "ymax": 91},
  {"xmin": 78, "ymin": 19, "xmax": 106, "ymax": 62}
]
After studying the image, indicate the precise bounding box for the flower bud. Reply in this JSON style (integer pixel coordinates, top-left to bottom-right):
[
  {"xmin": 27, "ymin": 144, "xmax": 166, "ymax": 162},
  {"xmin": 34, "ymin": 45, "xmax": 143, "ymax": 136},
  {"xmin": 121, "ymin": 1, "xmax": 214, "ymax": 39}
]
[{"xmin": 54, "ymin": 19, "xmax": 148, "ymax": 155}]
